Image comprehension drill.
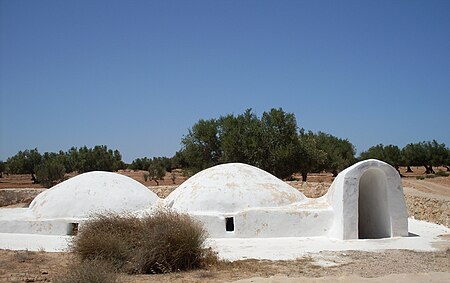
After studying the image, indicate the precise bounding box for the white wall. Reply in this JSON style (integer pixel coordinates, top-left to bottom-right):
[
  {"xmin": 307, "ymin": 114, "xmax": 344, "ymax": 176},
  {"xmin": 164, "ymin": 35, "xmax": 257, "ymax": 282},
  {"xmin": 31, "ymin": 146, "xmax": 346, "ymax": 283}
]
[
  {"xmin": 327, "ymin": 159, "xmax": 408, "ymax": 239},
  {"xmin": 189, "ymin": 205, "xmax": 334, "ymax": 238},
  {"xmin": 0, "ymin": 161, "xmax": 409, "ymax": 241}
]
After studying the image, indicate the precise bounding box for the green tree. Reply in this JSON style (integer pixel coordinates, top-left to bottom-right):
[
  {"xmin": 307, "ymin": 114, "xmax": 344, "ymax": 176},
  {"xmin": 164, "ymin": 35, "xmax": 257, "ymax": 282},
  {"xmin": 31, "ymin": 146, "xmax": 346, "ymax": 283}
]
[
  {"xmin": 401, "ymin": 143, "xmax": 425, "ymax": 173},
  {"xmin": 360, "ymin": 144, "xmax": 402, "ymax": 173},
  {"xmin": 259, "ymin": 108, "xmax": 300, "ymax": 179},
  {"xmin": 360, "ymin": 144, "xmax": 385, "ymax": 161},
  {"xmin": 148, "ymin": 161, "xmax": 166, "ymax": 186},
  {"xmin": 73, "ymin": 145, "xmax": 124, "ymax": 173},
  {"xmin": 154, "ymin": 156, "xmax": 173, "ymax": 173},
  {"xmin": 295, "ymin": 131, "xmax": 327, "ymax": 181},
  {"xmin": 112, "ymin": 149, "xmax": 125, "ymax": 171},
  {"xmin": 180, "ymin": 118, "xmax": 222, "ymax": 174},
  {"xmin": 0, "ymin": 161, "xmax": 5, "ymax": 178},
  {"xmin": 446, "ymin": 149, "xmax": 450, "ymax": 171},
  {"xmin": 6, "ymin": 148, "xmax": 42, "ymax": 182},
  {"xmin": 401, "ymin": 141, "xmax": 448, "ymax": 174},
  {"xmin": 219, "ymin": 110, "xmax": 265, "ymax": 166},
  {"xmin": 426, "ymin": 140, "xmax": 448, "ymax": 174},
  {"xmin": 172, "ymin": 151, "xmax": 188, "ymax": 169},
  {"xmin": 34, "ymin": 152, "xmax": 66, "ymax": 187},
  {"xmin": 218, "ymin": 108, "xmax": 301, "ymax": 179},
  {"xmin": 65, "ymin": 147, "xmax": 80, "ymax": 173},
  {"xmin": 315, "ymin": 132, "xmax": 356, "ymax": 176},
  {"xmin": 383, "ymin": 145, "xmax": 403, "ymax": 171},
  {"xmin": 130, "ymin": 157, "xmax": 152, "ymax": 171}
]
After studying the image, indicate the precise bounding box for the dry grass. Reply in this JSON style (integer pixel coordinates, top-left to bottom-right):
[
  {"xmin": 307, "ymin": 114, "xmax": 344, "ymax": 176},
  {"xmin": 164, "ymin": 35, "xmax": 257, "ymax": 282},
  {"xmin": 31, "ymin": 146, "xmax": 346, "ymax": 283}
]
[
  {"xmin": 70, "ymin": 213, "xmax": 142, "ymax": 268},
  {"xmin": 70, "ymin": 210, "xmax": 213, "ymax": 274},
  {"xmin": 53, "ymin": 259, "xmax": 118, "ymax": 283}
]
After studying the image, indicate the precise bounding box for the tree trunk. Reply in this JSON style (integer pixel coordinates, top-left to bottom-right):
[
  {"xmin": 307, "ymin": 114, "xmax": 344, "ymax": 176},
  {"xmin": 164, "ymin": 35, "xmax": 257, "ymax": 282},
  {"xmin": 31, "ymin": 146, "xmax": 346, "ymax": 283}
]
[
  {"xmin": 446, "ymin": 166, "xmax": 450, "ymax": 172},
  {"xmin": 424, "ymin": 165, "xmax": 435, "ymax": 175},
  {"xmin": 153, "ymin": 178, "xmax": 159, "ymax": 186},
  {"xmin": 395, "ymin": 166, "xmax": 405, "ymax": 178},
  {"xmin": 31, "ymin": 173, "xmax": 37, "ymax": 184},
  {"xmin": 406, "ymin": 166, "xmax": 413, "ymax": 173},
  {"xmin": 332, "ymin": 170, "xmax": 338, "ymax": 177},
  {"xmin": 301, "ymin": 172, "xmax": 308, "ymax": 182}
]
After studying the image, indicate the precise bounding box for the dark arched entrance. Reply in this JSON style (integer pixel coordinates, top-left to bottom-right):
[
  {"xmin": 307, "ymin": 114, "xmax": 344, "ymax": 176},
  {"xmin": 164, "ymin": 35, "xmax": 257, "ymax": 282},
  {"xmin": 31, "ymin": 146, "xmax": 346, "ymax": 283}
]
[{"xmin": 358, "ymin": 169, "xmax": 391, "ymax": 239}]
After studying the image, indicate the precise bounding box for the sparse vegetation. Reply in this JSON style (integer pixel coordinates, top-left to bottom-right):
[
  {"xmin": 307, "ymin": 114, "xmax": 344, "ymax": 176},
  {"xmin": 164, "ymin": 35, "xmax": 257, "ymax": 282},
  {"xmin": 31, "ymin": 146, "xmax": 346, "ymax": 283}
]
[
  {"xmin": 70, "ymin": 210, "xmax": 212, "ymax": 274},
  {"xmin": 435, "ymin": 170, "xmax": 450, "ymax": 177},
  {"xmin": 53, "ymin": 259, "xmax": 118, "ymax": 283}
]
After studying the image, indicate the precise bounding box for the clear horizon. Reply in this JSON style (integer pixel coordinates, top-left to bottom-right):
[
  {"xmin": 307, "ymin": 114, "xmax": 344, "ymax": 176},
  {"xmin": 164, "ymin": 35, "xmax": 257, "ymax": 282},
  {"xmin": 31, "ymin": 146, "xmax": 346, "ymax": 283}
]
[{"xmin": 1, "ymin": 0, "xmax": 449, "ymax": 163}]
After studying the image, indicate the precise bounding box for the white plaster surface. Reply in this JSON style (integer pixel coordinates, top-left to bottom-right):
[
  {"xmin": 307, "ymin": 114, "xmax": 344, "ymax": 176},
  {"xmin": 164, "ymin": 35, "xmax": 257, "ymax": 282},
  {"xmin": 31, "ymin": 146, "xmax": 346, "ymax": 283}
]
[
  {"xmin": 166, "ymin": 163, "xmax": 306, "ymax": 214},
  {"xmin": 0, "ymin": 171, "xmax": 161, "ymax": 235},
  {"xmin": 29, "ymin": 171, "xmax": 160, "ymax": 219},
  {"xmin": 0, "ymin": 161, "xmax": 417, "ymax": 253},
  {"xmin": 165, "ymin": 160, "xmax": 409, "ymax": 239},
  {"xmin": 1, "ymin": 219, "xmax": 448, "ymax": 260},
  {"xmin": 0, "ymin": 233, "xmax": 71, "ymax": 252},
  {"xmin": 326, "ymin": 159, "xmax": 408, "ymax": 239},
  {"xmin": 205, "ymin": 219, "xmax": 450, "ymax": 261}
]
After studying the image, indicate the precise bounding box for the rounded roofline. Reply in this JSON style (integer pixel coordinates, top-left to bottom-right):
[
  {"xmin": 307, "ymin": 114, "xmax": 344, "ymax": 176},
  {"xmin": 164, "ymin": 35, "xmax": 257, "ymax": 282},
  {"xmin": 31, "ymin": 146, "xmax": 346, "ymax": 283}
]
[
  {"xmin": 166, "ymin": 163, "xmax": 306, "ymax": 213},
  {"xmin": 30, "ymin": 171, "xmax": 159, "ymax": 219}
]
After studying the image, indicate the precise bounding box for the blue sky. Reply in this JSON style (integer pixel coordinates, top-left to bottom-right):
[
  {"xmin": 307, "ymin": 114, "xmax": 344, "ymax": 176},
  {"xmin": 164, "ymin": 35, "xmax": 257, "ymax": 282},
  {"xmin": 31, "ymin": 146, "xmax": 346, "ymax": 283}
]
[{"xmin": 1, "ymin": 0, "xmax": 449, "ymax": 162}]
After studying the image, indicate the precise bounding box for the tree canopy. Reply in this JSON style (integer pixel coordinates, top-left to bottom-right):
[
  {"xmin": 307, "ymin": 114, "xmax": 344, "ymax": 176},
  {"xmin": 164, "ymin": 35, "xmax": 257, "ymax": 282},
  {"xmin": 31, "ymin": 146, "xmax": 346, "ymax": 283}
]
[
  {"xmin": 178, "ymin": 108, "xmax": 356, "ymax": 180},
  {"xmin": 3, "ymin": 110, "xmax": 448, "ymax": 184},
  {"xmin": 360, "ymin": 140, "xmax": 449, "ymax": 174},
  {"xmin": 3, "ymin": 145, "xmax": 125, "ymax": 186}
]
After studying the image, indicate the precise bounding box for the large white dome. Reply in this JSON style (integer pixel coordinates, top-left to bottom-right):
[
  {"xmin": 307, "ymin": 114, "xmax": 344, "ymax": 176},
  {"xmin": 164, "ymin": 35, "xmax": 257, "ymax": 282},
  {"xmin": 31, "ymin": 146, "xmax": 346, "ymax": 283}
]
[
  {"xmin": 166, "ymin": 163, "xmax": 305, "ymax": 213},
  {"xmin": 30, "ymin": 171, "xmax": 159, "ymax": 219}
]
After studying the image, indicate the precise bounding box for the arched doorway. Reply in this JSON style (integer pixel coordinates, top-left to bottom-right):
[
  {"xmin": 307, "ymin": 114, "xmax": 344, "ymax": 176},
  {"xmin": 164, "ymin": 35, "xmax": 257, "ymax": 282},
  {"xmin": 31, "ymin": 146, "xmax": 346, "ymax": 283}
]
[{"xmin": 358, "ymin": 169, "xmax": 391, "ymax": 239}]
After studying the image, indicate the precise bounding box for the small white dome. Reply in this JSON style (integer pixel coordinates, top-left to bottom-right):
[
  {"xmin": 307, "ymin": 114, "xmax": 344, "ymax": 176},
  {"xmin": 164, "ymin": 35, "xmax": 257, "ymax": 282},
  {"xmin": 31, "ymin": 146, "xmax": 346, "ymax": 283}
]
[
  {"xmin": 166, "ymin": 163, "xmax": 305, "ymax": 213},
  {"xmin": 30, "ymin": 171, "xmax": 159, "ymax": 219}
]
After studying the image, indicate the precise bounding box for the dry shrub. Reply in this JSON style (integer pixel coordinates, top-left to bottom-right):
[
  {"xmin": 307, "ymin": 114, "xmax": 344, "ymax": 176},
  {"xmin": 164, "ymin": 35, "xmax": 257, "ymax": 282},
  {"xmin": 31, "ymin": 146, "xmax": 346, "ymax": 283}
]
[
  {"xmin": 130, "ymin": 210, "xmax": 207, "ymax": 273},
  {"xmin": 53, "ymin": 259, "xmax": 118, "ymax": 283},
  {"xmin": 70, "ymin": 213, "xmax": 142, "ymax": 268},
  {"xmin": 70, "ymin": 210, "xmax": 213, "ymax": 274}
]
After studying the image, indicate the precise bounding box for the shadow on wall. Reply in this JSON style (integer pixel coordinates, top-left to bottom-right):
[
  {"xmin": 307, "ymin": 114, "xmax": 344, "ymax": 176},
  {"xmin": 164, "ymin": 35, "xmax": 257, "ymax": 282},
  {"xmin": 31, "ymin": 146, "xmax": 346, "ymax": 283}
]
[
  {"xmin": 358, "ymin": 168, "xmax": 391, "ymax": 239},
  {"xmin": 327, "ymin": 159, "xmax": 409, "ymax": 240}
]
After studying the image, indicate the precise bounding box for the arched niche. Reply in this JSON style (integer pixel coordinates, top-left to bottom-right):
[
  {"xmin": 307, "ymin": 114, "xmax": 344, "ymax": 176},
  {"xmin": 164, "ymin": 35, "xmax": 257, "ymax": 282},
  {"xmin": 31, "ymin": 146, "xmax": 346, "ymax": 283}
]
[{"xmin": 358, "ymin": 168, "xmax": 391, "ymax": 239}]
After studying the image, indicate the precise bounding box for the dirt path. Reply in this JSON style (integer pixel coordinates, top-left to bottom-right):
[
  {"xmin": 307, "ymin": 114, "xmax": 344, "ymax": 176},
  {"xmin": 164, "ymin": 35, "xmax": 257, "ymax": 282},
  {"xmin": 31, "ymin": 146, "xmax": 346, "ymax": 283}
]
[
  {"xmin": 403, "ymin": 178, "xmax": 450, "ymax": 201},
  {"xmin": 232, "ymin": 272, "xmax": 450, "ymax": 283},
  {"xmin": 1, "ymin": 249, "xmax": 449, "ymax": 282}
]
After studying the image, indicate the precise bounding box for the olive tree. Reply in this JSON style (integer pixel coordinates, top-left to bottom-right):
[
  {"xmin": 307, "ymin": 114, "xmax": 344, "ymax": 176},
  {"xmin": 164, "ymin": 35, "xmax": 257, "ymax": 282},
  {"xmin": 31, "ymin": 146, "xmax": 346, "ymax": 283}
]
[{"xmin": 315, "ymin": 132, "xmax": 356, "ymax": 176}]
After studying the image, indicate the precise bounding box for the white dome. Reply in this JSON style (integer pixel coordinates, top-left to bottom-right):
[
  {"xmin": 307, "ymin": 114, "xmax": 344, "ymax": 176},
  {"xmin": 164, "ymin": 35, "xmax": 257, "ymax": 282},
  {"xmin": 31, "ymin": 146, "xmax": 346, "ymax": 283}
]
[
  {"xmin": 30, "ymin": 171, "xmax": 159, "ymax": 219},
  {"xmin": 166, "ymin": 163, "xmax": 305, "ymax": 213}
]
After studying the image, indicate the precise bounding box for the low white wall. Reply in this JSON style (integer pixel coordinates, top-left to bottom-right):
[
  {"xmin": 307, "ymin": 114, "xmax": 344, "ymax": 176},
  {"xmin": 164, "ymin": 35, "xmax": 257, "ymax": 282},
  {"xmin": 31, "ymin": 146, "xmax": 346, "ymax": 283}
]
[
  {"xmin": 189, "ymin": 206, "xmax": 334, "ymax": 238},
  {"xmin": 0, "ymin": 217, "xmax": 85, "ymax": 235}
]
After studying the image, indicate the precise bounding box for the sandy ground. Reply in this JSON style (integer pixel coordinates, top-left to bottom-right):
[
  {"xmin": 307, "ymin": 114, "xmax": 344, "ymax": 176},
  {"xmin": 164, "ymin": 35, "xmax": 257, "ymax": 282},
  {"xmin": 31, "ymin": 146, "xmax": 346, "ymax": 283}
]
[
  {"xmin": 0, "ymin": 249, "xmax": 449, "ymax": 282},
  {"xmin": 0, "ymin": 169, "xmax": 449, "ymax": 282}
]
